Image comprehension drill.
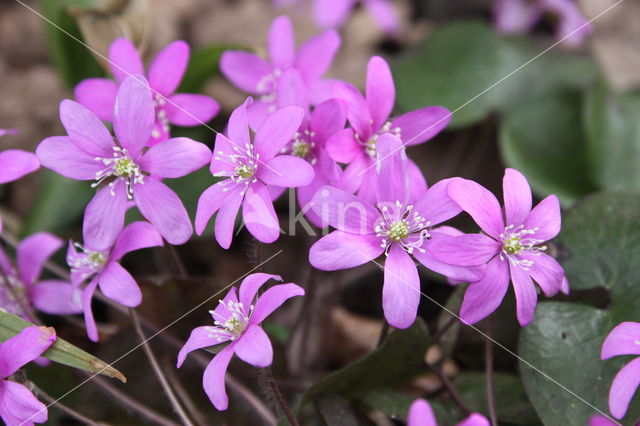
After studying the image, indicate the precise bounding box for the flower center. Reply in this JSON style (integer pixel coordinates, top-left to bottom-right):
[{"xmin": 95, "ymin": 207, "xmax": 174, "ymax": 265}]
[
  {"xmin": 499, "ymin": 225, "xmax": 547, "ymax": 270},
  {"xmin": 214, "ymin": 143, "xmax": 259, "ymax": 192},
  {"xmin": 388, "ymin": 220, "xmax": 410, "ymax": 241},
  {"xmin": 375, "ymin": 201, "xmax": 431, "ymax": 255},
  {"xmin": 286, "ymin": 130, "xmax": 317, "ymax": 165},
  {"xmin": 256, "ymin": 69, "xmax": 282, "ymax": 113},
  {"xmin": 151, "ymin": 94, "xmax": 170, "ymax": 140},
  {"xmin": 207, "ymin": 299, "xmax": 254, "ymax": 342},
  {"xmin": 93, "ymin": 147, "xmax": 144, "ymax": 199},
  {"xmin": 68, "ymin": 243, "xmax": 108, "ymax": 281},
  {"xmin": 356, "ymin": 121, "xmax": 402, "ymax": 158}
]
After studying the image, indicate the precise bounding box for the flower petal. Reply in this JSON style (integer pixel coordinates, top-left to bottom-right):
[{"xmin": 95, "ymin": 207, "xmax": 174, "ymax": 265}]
[
  {"xmin": 310, "ymin": 98, "xmax": 347, "ymax": 144},
  {"xmin": 523, "ymin": 194, "xmax": 561, "ymax": 242},
  {"xmin": 220, "ymin": 51, "xmax": 272, "ymax": 94},
  {"xmin": 268, "ymin": 16, "xmax": 295, "ymax": 68},
  {"xmin": 210, "ymin": 287, "xmax": 239, "ymax": 324},
  {"xmin": 177, "ymin": 326, "xmax": 223, "ymax": 368},
  {"xmin": 227, "ymin": 98, "xmax": 252, "ymax": 146},
  {"xmin": 276, "ymin": 68, "xmax": 309, "ymax": 109},
  {"xmin": 407, "ymin": 159, "xmax": 428, "ymax": 203},
  {"xmin": 325, "ymin": 128, "xmax": 360, "ymax": 164},
  {"xmin": 59, "ymin": 100, "xmax": 113, "ymax": 157},
  {"xmin": 392, "ymin": 106, "xmax": 451, "ymax": 146},
  {"xmin": 233, "ymin": 325, "xmax": 273, "ymax": 367},
  {"xmin": 407, "ymin": 399, "xmax": 436, "ymax": 426},
  {"xmin": 108, "ymin": 38, "xmax": 144, "ymax": 83},
  {"xmin": 309, "ymin": 230, "xmax": 384, "ymax": 270},
  {"xmin": 111, "ymin": 221, "xmax": 164, "ymax": 261},
  {"xmin": 243, "ymin": 182, "xmax": 280, "ymax": 244},
  {"xmin": 148, "ymin": 40, "xmax": 189, "ymax": 95},
  {"xmin": 202, "ymin": 345, "xmax": 235, "ymax": 411},
  {"xmin": 333, "ymin": 82, "xmax": 372, "ymax": 139},
  {"xmin": 98, "ymin": 261, "xmax": 141, "ymax": 307},
  {"xmin": 238, "ymin": 273, "xmax": 283, "ymax": 308},
  {"xmin": 254, "ymin": 106, "xmax": 305, "ymax": 162},
  {"xmin": 0, "ymin": 380, "xmax": 49, "ymax": 425},
  {"xmin": 503, "ymin": 168, "xmax": 532, "ymax": 226},
  {"xmin": 74, "ymin": 78, "xmax": 118, "ymax": 122},
  {"xmin": 166, "ymin": 94, "xmax": 220, "ymax": 126},
  {"xmin": 523, "ymin": 252, "xmax": 564, "ymax": 297},
  {"xmin": 448, "ymin": 178, "xmax": 505, "ymax": 239},
  {"xmin": 510, "ymin": 265, "xmax": 537, "ymax": 326},
  {"xmin": 383, "ymin": 245, "xmax": 420, "ymax": 329},
  {"xmin": 0, "ymin": 326, "xmax": 55, "ymax": 378},
  {"xmin": 139, "ymin": 137, "xmax": 211, "ymax": 178},
  {"xmin": 375, "ymin": 134, "xmax": 409, "ymax": 205},
  {"xmin": 313, "ymin": 0, "xmax": 354, "ymax": 28},
  {"xmin": 82, "ymin": 278, "xmax": 100, "ymax": 342},
  {"xmin": 258, "ymin": 155, "xmax": 315, "ymax": 187},
  {"xmin": 36, "ymin": 137, "xmax": 102, "ymax": 180},
  {"xmin": 413, "ymin": 178, "xmax": 462, "ymax": 226},
  {"xmin": 602, "ymin": 322, "xmax": 640, "ymax": 360},
  {"xmin": 416, "ymin": 235, "xmax": 487, "ymax": 283},
  {"xmin": 30, "ymin": 280, "xmax": 81, "ymax": 315},
  {"xmin": 296, "ymin": 29, "xmax": 340, "ymax": 83},
  {"xmin": 460, "ymin": 258, "xmax": 510, "ymax": 325},
  {"xmin": 609, "ymin": 357, "xmax": 640, "ymax": 419},
  {"xmin": 430, "ymin": 233, "xmax": 500, "ymax": 267},
  {"xmin": 83, "ymin": 180, "xmax": 128, "ymax": 251},
  {"xmin": 251, "ymin": 283, "xmax": 305, "ymax": 324},
  {"xmin": 311, "ymin": 185, "xmax": 378, "ymax": 234},
  {"xmin": 195, "ymin": 183, "xmax": 237, "ymax": 236},
  {"xmin": 17, "ymin": 232, "xmax": 62, "ymax": 286},
  {"xmin": 0, "ymin": 149, "xmax": 38, "ymax": 184},
  {"xmin": 214, "ymin": 189, "xmax": 243, "ymax": 249},
  {"xmin": 457, "ymin": 413, "xmax": 491, "ymax": 426},
  {"xmin": 364, "ymin": 0, "xmax": 399, "ymax": 34},
  {"xmin": 113, "ymin": 75, "xmax": 155, "ymax": 159},
  {"xmin": 366, "ymin": 56, "xmax": 395, "ymax": 131}
]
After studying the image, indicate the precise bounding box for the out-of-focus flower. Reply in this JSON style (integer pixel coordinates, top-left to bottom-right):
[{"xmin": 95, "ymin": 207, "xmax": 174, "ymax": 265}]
[
  {"xmin": 432, "ymin": 168, "xmax": 567, "ymax": 326},
  {"xmin": 326, "ymin": 56, "xmax": 451, "ymax": 203},
  {"xmin": 75, "ymin": 38, "xmax": 219, "ymax": 145},
  {"xmin": 66, "ymin": 221, "xmax": 163, "ymax": 341},
  {"xmin": 313, "ymin": 0, "xmax": 399, "ymax": 34},
  {"xmin": 0, "ymin": 326, "xmax": 56, "ymax": 426},
  {"xmin": 309, "ymin": 135, "xmax": 484, "ymax": 328},
  {"xmin": 37, "ymin": 75, "xmax": 211, "ymax": 250},
  {"xmin": 177, "ymin": 273, "xmax": 304, "ymax": 410},
  {"xmin": 195, "ymin": 98, "xmax": 314, "ymax": 248},
  {"xmin": 0, "ymin": 129, "xmax": 19, "ymax": 138},
  {"xmin": 588, "ymin": 414, "xmax": 619, "ymax": 426},
  {"xmin": 220, "ymin": 15, "xmax": 340, "ymax": 128},
  {"xmin": 407, "ymin": 399, "xmax": 490, "ymax": 426}
]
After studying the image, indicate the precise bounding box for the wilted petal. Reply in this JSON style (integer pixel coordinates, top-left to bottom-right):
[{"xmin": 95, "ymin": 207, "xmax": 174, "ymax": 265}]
[
  {"xmin": 139, "ymin": 137, "xmax": 211, "ymax": 178},
  {"xmin": 609, "ymin": 357, "xmax": 640, "ymax": 419},
  {"xmin": 602, "ymin": 322, "xmax": 640, "ymax": 360},
  {"xmin": 366, "ymin": 56, "xmax": 395, "ymax": 131},
  {"xmin": 251, "ymin": 283, "xmax": 305, "ymax": 324},
  {"xmin": 17, "ymin": 232, "xmax": 62, "ymax": 286},
  {"xmin": 258, "ymin": 155, "xmax": 315, "ymax": 187},
  {"xmin": 243, "ymin": 182, "xmax": 280, "ymax": 244},
  {"xmin": 108, "ymin": 38, "xmax": 144, "ymax": 83},
  {"xmin": 460, "ymin": 258, "xmax": 510, "ymax": 325},
  {"xmin": 309, "ymin": 231, "xmax": 384, "ymax": 270},
  {"xmin": 392, "ymin": 106, "xmax": 451, "ymax": 146},
  {"xmin": 220, "ymin": 51, "xmax": 272, "ymax": 94},
  {"xmin": 74, "ymin": 78, "xmax": 118, "ymax": 122},
  {"xmin": 233, "ymin": 325, "xmax": 273, "ymax": 367},
  {"xmin": 510, "ymin": 265, "xmax": 537, "ymax": 326},
  {"xmin": 448, "ymin": 178, "xmax": 505, "ymax": 239},
  {"xmin": 503, "ymin": 168, "xmax": 532, "ymax": 226},
  {"xmin": 113, "ymin": 75, "xmax": 155, "ymax": 159},
  {"xmin": 0, "ymin": 380, "xmax": 49, "ymax": 425},
  {"xmin": 311, "ymin": 185, "xmax": 378, "ymax": 234},
  {"xmin": 111, "ymin": 221, "xmax": 164, "ymax": 261},
  {"xmin": 177, "ymin": 326, "xmax": 224, "ymax": 368},
  {"xmin": 83, "ymin": 180, "xmax": 128, "ymax": 251},
  {"xmin": 166, "ymin": 94, "xmax": 220, "ymax": 126},
  {"xmin": 148, "ymin": 40, "xmax": 189, "ymax": 95},
  {"xmin": 383, "ymin": 245, "xmax": 420, "ymax": 329},
  {"xmin": 202, "ymin": 345, "xmax": 235, "ymax": 411}
]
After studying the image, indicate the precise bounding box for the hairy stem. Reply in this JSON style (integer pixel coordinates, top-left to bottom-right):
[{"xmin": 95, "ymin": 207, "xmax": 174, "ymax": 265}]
[
  {"xmin": 263, "ymin": 367, "xmax": 300, "ymax": 426},
  {"xmin": 30, "ymin": 382, "xmax": 106, "ymax": 426},
  {"xmin": 486, "ymin": 315, "xmax": 498, "ymax": 426}
]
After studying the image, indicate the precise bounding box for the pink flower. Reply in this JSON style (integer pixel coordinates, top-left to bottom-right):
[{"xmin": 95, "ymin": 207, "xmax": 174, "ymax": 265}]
[
  {"xmin": 313, "ymin": 0, "xmax": 399, "ymax": 34},
  {"xmin": 66, "ymin": 221, "xmax": 163, "ymax": 341},
  {"xmin": 601, "ymin": 321, "xmax": 640, "ymax": 419},
  {"xmin": 195, "ymin": 98, "xmax": 314, "ymax": 248},
  {"xmin": 177, "ymin": 273, "xmax": 304, "ymax": 410},
  {"xmin": 75, "ymin": 38, "xmax": 219, "ymax": 145},
  {"xmin": 589, "ymin": 414, "xmax": 618, "ymax": 426},
  {"xmin": 408, "ymin": 399, "xmax": 489, "ymax": 426},
  {"xmin": 0, "ymin": 233, "xmax": 80, "ymax": 323},
  {"xmin": 326, "ymin": 56, "xmax": 452, "ymax": 203},
  {"xmin": 309, "ymin": 135, "xmax": 484, "ymax": 328},
  {"xmin": 431, "ymin": 168, "xmax": 567, "ymax": 326},
  {"xmin": 220, "ymin": 15, "xmax": 340, "ymax": 128},
  {"xmin": 37, "ymin": 75, "xmax": 212, "ymax": 251},
  {"xmin": 0, "ymin": 326, "xmax": 56, "ymax": 426},
  {"xmin": 0, "ymin": 128, "xmax": 19, "ymax": 138}
]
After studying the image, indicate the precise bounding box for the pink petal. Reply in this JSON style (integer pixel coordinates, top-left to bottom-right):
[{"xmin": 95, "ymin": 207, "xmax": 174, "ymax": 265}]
[
  {"xmin": 166, "ymin": 94, "xmax": 220, "ymax": 126},
  {"xmin": 111, "ymin": 221, "xmax": 164, "ymax": 261},
  {"xmin": 0, "ymin": 380, "xmax": 49, "ymax": 425},
  {"xmin": 297, "ymin": 177, "xmax": 328, "ymax": 228},
  {"xmin": 243, "ymin": 182, "xmax": 280, "ymax": 244},
  {"xmin": 375, "ymin": 134, "xmax": 409, "ymax": 205},
  {"xmin": 202, "ymin": 345, "xmax": 235, "ymax": 411},
  {"xmin": 602, "ymin": 322, "xmax": 640, "ymax": 360},
  {"xmin": 325, "ymin": 128, "xmax": 360, "ymax": 164},
  {"xmin": 238, "ymin": 273, "xmax": 283, "ymax": 308},
  {"xmin": 247, "ymin": 100, "xmax": 272, "ymax": 132},
  {"xmin": 254, "ymin": 106, "xmax": 305, "ymax": 162},
  {"xmin": 98, "ymin": 261, "xmax": 141, "ymax": 307},
  {"xmin": 233, "ymin": 325, "xmax": 273, "ymax": 367},
  {"xmin": 407, "ymin": 159, "xmax": 428, "ymax": 203},
  {"xmin": 413, "ymin": 178, "xmax": 462, "ymax": 226},
  {"xmin": 460, "ymin": 258, "xmax": 510, "ymax": 325},
  {"xmin": 310, "ymin": 98, "xmax": 347, "ymax": 144},
  {"xmin": 268, "ymin": 16, "xmax": 295, "ymax": 68},
  {"xmin": 83, "ymin": 180, "xmax": 128, "ymax": 251},
  {"xmin": 510, "ymin": 265, "xmax": 537, "ymax": 326},
  {"xmin": 416, "ymin": 234, "xmax": 487, "ymax": 283},
  {"xmin": 258, "ymin": 155, "xmax": 315, "ymax": 187},
  {"xmin": 588, "ymin": 415, "xmax": 618, "ymax": 426},
  {"xmin": 336, "ymin": 152, "xmax": 369, "ymax": 193},
  {"xmin": 308, "ymin": 77, "xmax": 341, "ymax": 104},
  {"xmin": 82, "ymin": 278, "xmax": 100, "ymax": 342},
  {"xmin": 457, "ymin": 413, "xmax": 491, "ymax": 426},
  {"xmin": 313, "ymin": 0, "xmax": 354, "ymax": 28},
  {"xmin": 17, "ymin": 232, "xmax": 62, "ymax": 286},
  {"xmin": 113, "ymin": 75, "xmax": 155, "ymax": 159},
  {"xmin": 296, "ymin": 29, "xmax": 341, "ymax": 83},
  {"xmin": 139, "ymin": 137, "xmax": 211, "ymax": 178},
  {"xmin": 220, "ymin": 51, "xmax": 272, "ymax": 94},
  {"xmin": 276, "ymin": 68, "xmax": 309, "ymax": 109},
  {"xmin": 364, "ymin": 0, "xmax": 400, "ymax": 34},
  {"xmin": 30, "ymin": 280, "xmax": 81, "ymax": 315},
  {"xmin": 407, "ymin": 399, "xmax": 436, "ymax": 426},
  {"xmin": 133, "ymin": 178, "xmax": 192, "ymax": 245},
  {"xmin": 148, "ymin": 40, "xmax": 189, "ymax": 96},
  {"xmin": 448, "ymin": 178, "xmax": 505, "ymax": 239},
  {"xmin": 0, "ymin": 150, "xmax": 39, "ymax": 184},
  {"xmin": 523, "ymin": 252, "xmax": 564, "ymax": 297},
  {"xmin": 0, "ymin": 326, "xmax": 55, "ymax": 379},
  {"xmin": 311, "ymin": 185, "xmax": 378, "ymax": 234},
  {"xmin": 227, "ymin": 98, "xmax": 252, "ymax": 146},
  {"xmin": 210, "ymin": 287, "xmax": 239, "ymax": 324},
  {"xmin": 309, "ymin": 230, "xmax": 384, "ymax": 270},
  {"xmin": 430, "ymin": 233, "xmax": 500, "ymax": 267},
  {"xmin": 74, "ymin": 78, "xmax": 117, "ymax": 122},
  {"xmin": 609, "ymin": 357, "xmax": 640, "ymax": 419},
  {"xmin": 356, "ymin": 165, "xmax": 378, "ymax": 205},
  {"xmin": 177, "ymin": 326, "xmax": 224, "ymax": 368},
  {"xmin": 494, "ymin": 0, "xmax": 540, "ymax": 34},
  {"xmin": 59, "ymin": 100, "xmax": 114, "ymax": 157},
  {"xmin": 366, "ymin": 56, "xmax": 395, "ymax": 131},
  {"xmin": 210, "ymin": 133, "xmax": 238, "ymax": 177},
  {"xmin": 333, "ymin": 82, "xmax": 372, "ymax": 139},
  {"xmin": 383, "ymin": 245, "xmax": 420, "ymax": 329},
  {"xmin": 214, "ymin": 190, "xmax": 243, "ymax": 249},
  {"xmin": 195, "ymin": 184, "xmax": 237, "ymax": 236},
  {"xmin": 108, "ymin": 38, "xmax": 144, "ymax": 83},
  {"xmin": 251, "ymin": 283, "xmax": 305, "ymax": 324},
  {"xmin": 392, "ymin": 106, "xmax": 452, "ymax": 147},
  {"xmin": 503, "ymin": 168, "xmax": 532, "ymax": 226},
  {"xmin": 36, "ymin": 137, "xmax": 102, "ymax": 180},
  {"xmin": 523, "ymin": 195, "xmax": 561, "ymax": 242}
]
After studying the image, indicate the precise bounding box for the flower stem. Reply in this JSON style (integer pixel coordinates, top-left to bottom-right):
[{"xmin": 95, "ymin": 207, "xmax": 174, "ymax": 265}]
[
  {"xmin": 429, "ymin": 366, "xmax": 471, "ymax": 416},
  {"xmin": 263, "ymin": 367, "xmax": 300, "ymax": 426},
  {"xmin": 376, "ymin": 321, "xmax": 391, "ymax": 348},
  {"xmin": 130, "ymin": 309, "xmax": 194, "ymax": 426},
  {"xmin": 30, "ymin": 382, "xmax": 105, "ymax": 426},
  {"xmin": 486, "ymin": 315, "xmax": 498, "ymax": 426},
  {"xmin": 431, "ymin": 316, "xmax": 458, "ymax": 346}
]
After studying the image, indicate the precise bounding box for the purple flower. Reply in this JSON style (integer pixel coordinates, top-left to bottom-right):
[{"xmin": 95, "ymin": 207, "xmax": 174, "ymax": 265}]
[
  {"xmin": 589, "ymin": 415, "xmax": 618, "ymax": 426},
  {"xmin": 195, "ymin": 98, "xmax": 314, "ymax": 248},
  {"xmin": 494, "ymin": 0, "xmax": 592, "ymax": 47},
  {"xmin": 601, "ymin": 321, "xmax": 640, "ymax": 419},
  {"xmin": 37, "ymin": 75, "xmax": 212, "ymax": 251},
  {"xmin": 66, "ymin": 221, "xmax": 163, "ymax": 341},
  {"xmin": 75, "ymin": 38, "xmax": 219, "ymax": 145},
  {"xmin": 0, "ymin": 326, "xmax": 56, "ymax": 426},
  {"xmin": 408, "ymin": 399, "xmax": 489, "ymax": 426},
  {"xmin": 220, "ymin": 15, "xmax": 340, "ymax": 128},
  {"xmin": 326, "ymin": 56, "xmax": 452, "ymax": 204},
  {"xmin": 0, "ymin": 233, "xmax": 80, "ymax": 323},
  {"xmin": 313, "ymin": 0, "xmax": 399, "ymax": 34},
  {"xmin": 0, "ymin": 128, "xmax": 19, "ymax": 138},
  {"xmin": 431, "ymin": 168, "xmax": 567, "ymax": 326},
  {"xmin": 177, "ymin": 273, "xmax": 304, "ymax": 410},
  {"xmin": 309, "ymin": 134, "xmax": 484, "ymax": 328}
]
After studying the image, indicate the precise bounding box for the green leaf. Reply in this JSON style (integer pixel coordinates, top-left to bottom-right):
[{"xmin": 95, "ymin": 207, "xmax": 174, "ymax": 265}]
[
  {"xmin": 499, "ymin": 91, "xmax": 597, "ymax": 206},
  {"xmin": 178, "ymin": 44, "xmax": 241, "ymax": 94},
  {"xmin": 0, "ymin": 310, "xmax": 126, "ymax": 382}
]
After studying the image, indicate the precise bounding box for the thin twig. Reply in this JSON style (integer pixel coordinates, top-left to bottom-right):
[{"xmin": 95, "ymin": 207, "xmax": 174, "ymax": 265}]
[
  {"xmin": 486, "ymin": 315, "xmax": 498, "ymax": 426},
  {"xmin": 263, "ymin": 367, "xmax": 300, "ymax": 426},
  {"xmin": 431, "ymin": 316, "xmax": 458, "ymax": 346},
  {"xmin": 130, "ymin": 309, "xmax": 194, "ymax": 426},
  {"xmin": 30, "ymin": 381, "xmax": 107, "ymax": 426},
  {"xmin": 162, "ymin": 357, "xmax": 208, "ymax": 426},
  {"xmin": 166, "ymin": 245, "xmax": 188, "ymax": 279},
  {"xmin": 429, "ymin": 366, "xmax": 471, "ymax": 416}
]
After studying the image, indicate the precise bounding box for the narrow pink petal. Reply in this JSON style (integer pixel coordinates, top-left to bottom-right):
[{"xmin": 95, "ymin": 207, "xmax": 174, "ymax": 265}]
[
  {"xmin": 460, "ymin": 258, "xmax": 510, "ymax": 325},
  {"xmin": 82, "ymin": 278, "xmax": 100, "ymax": 342},
  {"xmin": 74, "ymin": 78, "xmax": 118, "ymax": 122},
  {"xmin": 333, "ymin": 82, "xmax": 372, "ymax": 139},
  {"xmin": 308, "ymin": 77, "xmax": 341, "ymax": 104},
  {"xmin": 311, "ymin": 185, "xmax": 378, "ymax": 234},
  {"xmin": 276, "ymin": 68, "xmax": 309, "ymax": 109},
  {"xmin": 392, "ymin": 106, "xmax": 452, "ymax": 147},
  {"xmin": 17, "ymin": 233, "xmax": 62, "ymax": 286},
  {"xmin": 0, "ymin": 326, "xmax": 55, "ymax": 378},
  {"xmin": 383, "ymin": 245, "xmax": 420, "ymax": 329},
  {"xmin": 177, "ymin": 326, "xmax": 223, "ymax": 368},
  {"xmin": 416, "ymin": 234, "xmax": 487, "ymax": 283},
  {"xmin": 309, "ymin": 230, "xmax": 384, "ymax": 270},
  {"xmin": 430, "ymin": 233, "xmax": 500, "ymax": 267},
  {"xmin": 588, "ymin": 415, "xmax": 618, "ymax": 426},
  {"xmin": 407, "ymin": 159, "xmax": 428, "ymax": 203},
  {"xmin": 139, "ymin": 137, "xmax": 211, "ymax": 178},
  {"xmin": 268, "ymin": 16, "xmax": 295, "ymax": 68},
  {"xmin": 113, "ymin": 75, "xmax": 155, "ymax": 159},
  {"xmin": 296, "ymin": 29, "xmax": 340, "ymax": 83},
  {"xmin": 407, "ymin": 399, "xmax": 437, "ymax": 426},
  {"xmin": 523, "ymin": 252, "xmax": 564, "ymax": 297},
  {"xmin": 457, "ymin": 413, "xmax": 491, "ymax": 426},
  {"xmin": 609, "ymin": 357, "xmax": 640, "ymax": 419},
  {"xmin": 148, "ymin": 40, "xmax": 189, "ymax": 96},
  {"xmin": 0, "ymin": 129, "xmax": 18, "ymax": 138},
  {"xmin": 83, "ymin": 181, "xmax": 128, "ymax": 251},
  {"xmin": 297, "ymin": 177, "xmax": 328, "ymax": 228},
  {"xmin": 30, "ymin": 280, "xmax": 81, "ymax": 315},
  {"xmin": 247, "ymin": 99, "xmax": 272, "ymax": 132},
  {"xmin": 214, "ymin": 190, "xmax": 243, "ymax": 249},
  {"xmin": 210, "ymin": 133, "xmax": 237, "ymax": 177},
  {"xmin": 560, "ymin": 276, "xmax": 570, "ymax": 295},
  {"xmin": 356, "ymin": 165, "xmax": 378, "ymax": 205},
  {"xmin": 254, "ymin": 106, "xmax": 305, "ymax": 162},
  {"xmin": 220, "ymin": 51, "xmax": 272, "ymax": 94},
  {"xmin": 310, "ymin": 98, "xmax": 347, "ymax": 144},
  {"xmin": 98, "ymin": 261, "xmax": 141, "ymax": 307},
  {"xmin": 111, "ymin": 221, "xmax": 163, "ymax": 261},
  {"xmin": 313, "ymin": 0, "xmax": 354, "ymax": 28},
  {"xmin": 325, "ymin": 128, "xmax": 361, "ymax": 164},
  {"xmin": 195, "ymin": 184, "xmax": 237, "ymax": 236},
  {"xmin": 494, "ymin": 0, "xmax": 540, "ymax": 34},
  {"xmin": 166, "ymin": 94, "xmax": 220, "ymax": 126},
  {"xmin": 448, "ymin": 178, "xmax": 505, "ymax": 239},
  {"xmin": 108, "ymin": 38, "xmax": 144, "ymax": 83},
  {"xmin": 375, "ymin": 134, "xmax": 409, "ymax": 205},
  {"xmin": 503, "ymin": 168, "xmax": 532, "ymax": 226},
  {"xmin": 0, "ymin": 380, "xmax": 49, "ymax": 425},
  {"xmin": 239, "ymin": 273, "xmax": 282, "ymax": 308},
  {"xmin": 133, "ymin": 178, "xmax": 192, "ymax": 245},
  {"xmin": 36, "ymin": 137, "xmax": 101, "ymax": 180},
  {"xmin": 336, "ymin": 152, "xmax": 369, "ymax": 193},
  {"xmin": 0, "ymin": 150, "xmax": 39, "ymax": 184},
  {"xmin": 413, "ymin": 178, "xmax": 462, "ymax": 226},
  {"xmin": 523, "ymin": 195, "xmax": 561, "ymax": 242},
  {"xmin": 366, "ymin": 56, "xmax": 395, "ymax": 131},
  {"xmin": 242, "ymin": 182, "xmax": 280, "ymax": 244},
  {"xmin": 258, "ymin": 155, "xmax": 315, "ymax": 187},
  {"xmin": 602, "ymin": 322, "xmax": 640, "ymax": 360},
  {"xmin": 510, "ymin": 265, "xmax": 537, "ymax": 326},
  {"xmin": 202, "ymin": 345, "xmax": 235, "ymax": 411},
  {"xmin": 364, "ymin": 0, "xmax": 400, "ymax": 34},
  {"xmin": 227, "ymin": 98, "xmax": 252, "ymax": 147},
  {"xmin": 233, "ymin": 325, "xmax": 273, "ymax": 367},
  {"xmin": 251, "ymin": 283, "xmax": 305, "ymax": 324},
  {"xmin": 59, "ymin": 100, "xmax": 114, "ymax": 157}
]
